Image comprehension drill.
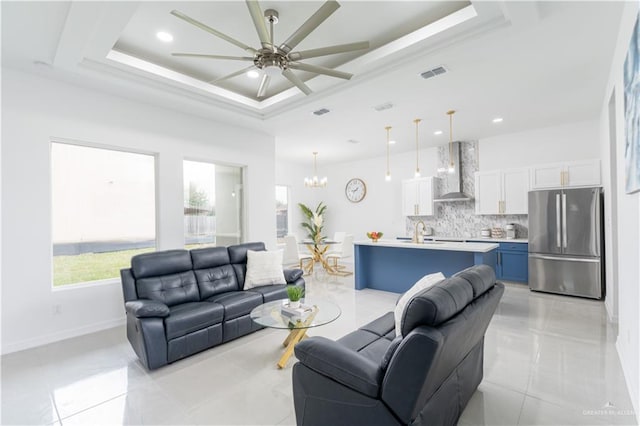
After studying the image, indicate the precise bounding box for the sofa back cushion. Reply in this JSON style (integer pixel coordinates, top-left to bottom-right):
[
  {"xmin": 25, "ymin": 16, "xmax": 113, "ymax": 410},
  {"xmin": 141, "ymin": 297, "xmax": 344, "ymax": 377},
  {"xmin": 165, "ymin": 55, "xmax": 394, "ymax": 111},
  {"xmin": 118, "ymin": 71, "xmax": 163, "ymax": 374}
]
[
  {"xmin": 191, "ymin": 247, "xmax": 241, "ymax": 299},
  {"xmin": 453, "ymin": 264, "xmax": 496, "ymax": 297},
  {"xmin": 228, "ymin": 242, "xmax": 266, "ymax": 288},
  {"xmin": 399, "ymin": 276, "xmax": 473, "ymax": 337},
  {"xmin": 131, "ymin": 250, "xmax": 200, "ymax": 306}
]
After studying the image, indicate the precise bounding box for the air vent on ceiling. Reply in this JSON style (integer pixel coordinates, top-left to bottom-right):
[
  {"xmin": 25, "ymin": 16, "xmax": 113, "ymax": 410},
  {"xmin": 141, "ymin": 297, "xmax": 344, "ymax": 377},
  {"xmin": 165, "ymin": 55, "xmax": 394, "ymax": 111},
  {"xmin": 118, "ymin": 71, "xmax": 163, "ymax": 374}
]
[
  {"xmin": 313, "ymin": 108, "xmax": 330, "ymax": 116},
  {"xmin": 373, "ymin": 102, "xmax": 394, "ymax": 112},
  {"xmin": 420, "ymin": 66, "xmax": 447, "ymax": 79}
]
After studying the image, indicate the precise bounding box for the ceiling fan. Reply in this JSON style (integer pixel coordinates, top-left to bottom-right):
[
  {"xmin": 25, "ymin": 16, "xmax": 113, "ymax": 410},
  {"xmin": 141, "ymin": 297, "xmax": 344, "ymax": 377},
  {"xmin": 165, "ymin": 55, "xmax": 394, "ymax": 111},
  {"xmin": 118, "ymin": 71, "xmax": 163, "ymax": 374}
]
[{"xmin": 170, "ymin": 0, "xmax": 370, "ymax": 98}]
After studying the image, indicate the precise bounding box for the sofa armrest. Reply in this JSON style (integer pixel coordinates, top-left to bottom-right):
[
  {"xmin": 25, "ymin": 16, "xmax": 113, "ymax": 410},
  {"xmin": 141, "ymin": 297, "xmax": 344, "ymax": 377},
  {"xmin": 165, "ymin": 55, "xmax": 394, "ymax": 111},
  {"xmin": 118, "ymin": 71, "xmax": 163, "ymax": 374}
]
[
  {"xmin": 294, "ymin": 336, "xmax": 383, "ymax": 397},
  {"xmin": 125, "ymin": 300, "xmax": 170, "ymax": 318},
  {"xmin": 284, "ymin": 268, "xmax": 304, "ymax": 283}
]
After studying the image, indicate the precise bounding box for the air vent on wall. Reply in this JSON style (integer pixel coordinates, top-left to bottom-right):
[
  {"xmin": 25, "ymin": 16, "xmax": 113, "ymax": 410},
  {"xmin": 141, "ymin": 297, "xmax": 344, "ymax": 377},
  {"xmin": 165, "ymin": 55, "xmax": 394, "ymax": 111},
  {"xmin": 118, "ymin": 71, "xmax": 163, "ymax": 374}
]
[
  {"xmin": 420, "ymin": 66, "xmax": 447, "ymax": 79},
  {"xmin": 373, "ymin": 102, "xmax": 394, "ymax": 112},
  {"xmin": 313, "ymin": 108, "xmax": 330, "ymax": 116}
]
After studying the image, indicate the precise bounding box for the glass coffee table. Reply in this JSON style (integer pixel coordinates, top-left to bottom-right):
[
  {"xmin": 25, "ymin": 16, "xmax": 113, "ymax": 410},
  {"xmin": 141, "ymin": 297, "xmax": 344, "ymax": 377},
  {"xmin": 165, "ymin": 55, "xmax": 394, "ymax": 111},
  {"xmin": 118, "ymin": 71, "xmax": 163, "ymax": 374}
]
[{"xmin": 250, "ymin": 299, "xmax": 341, "ymax": 369}]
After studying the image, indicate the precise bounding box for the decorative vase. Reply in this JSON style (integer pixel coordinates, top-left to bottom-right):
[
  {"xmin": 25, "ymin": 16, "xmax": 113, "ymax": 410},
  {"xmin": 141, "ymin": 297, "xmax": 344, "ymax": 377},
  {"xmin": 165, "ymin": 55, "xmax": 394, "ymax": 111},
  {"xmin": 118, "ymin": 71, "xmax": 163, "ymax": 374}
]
[{"xmin": 289, "ymin": 300, "xmax": 300, "ymax": 309}]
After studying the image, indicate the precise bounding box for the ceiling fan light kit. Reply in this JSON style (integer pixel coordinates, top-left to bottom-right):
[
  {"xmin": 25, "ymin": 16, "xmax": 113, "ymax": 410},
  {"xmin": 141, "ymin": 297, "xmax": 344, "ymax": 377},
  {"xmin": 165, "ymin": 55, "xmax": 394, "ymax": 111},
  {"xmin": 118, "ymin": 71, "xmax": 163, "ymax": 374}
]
[{"xmin": 170, "ymin": 0, "xmax": 370, "ymax": 98}]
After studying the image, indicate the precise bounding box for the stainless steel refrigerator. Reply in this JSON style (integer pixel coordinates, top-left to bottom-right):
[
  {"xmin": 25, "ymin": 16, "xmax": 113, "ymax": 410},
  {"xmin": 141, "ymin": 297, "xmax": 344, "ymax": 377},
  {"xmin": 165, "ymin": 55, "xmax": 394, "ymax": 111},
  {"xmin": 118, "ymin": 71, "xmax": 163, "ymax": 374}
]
[{"xmin": 528, "ymin": 187, "xmax": 603, "ymax": 299}]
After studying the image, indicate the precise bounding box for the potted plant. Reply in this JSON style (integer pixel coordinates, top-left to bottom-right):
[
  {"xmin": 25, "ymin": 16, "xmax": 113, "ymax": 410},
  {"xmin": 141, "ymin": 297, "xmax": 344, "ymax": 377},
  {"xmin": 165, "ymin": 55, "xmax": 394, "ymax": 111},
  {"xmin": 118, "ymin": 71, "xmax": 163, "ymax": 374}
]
[
  {"xmin": 286, "ymin": 285, "xmax": 305, "ymax": 309},
  {"xmin": 299, "ymin": 202, "xmax": 327, "ymax": 247}
]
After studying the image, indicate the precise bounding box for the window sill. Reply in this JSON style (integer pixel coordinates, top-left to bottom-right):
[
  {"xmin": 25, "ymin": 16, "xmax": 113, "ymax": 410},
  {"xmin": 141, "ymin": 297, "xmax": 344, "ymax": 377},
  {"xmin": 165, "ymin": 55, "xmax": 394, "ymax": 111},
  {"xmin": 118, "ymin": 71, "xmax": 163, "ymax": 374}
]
[{"xmin": 52, "ymin": 277, "xmax": 120, "ymax": 292}]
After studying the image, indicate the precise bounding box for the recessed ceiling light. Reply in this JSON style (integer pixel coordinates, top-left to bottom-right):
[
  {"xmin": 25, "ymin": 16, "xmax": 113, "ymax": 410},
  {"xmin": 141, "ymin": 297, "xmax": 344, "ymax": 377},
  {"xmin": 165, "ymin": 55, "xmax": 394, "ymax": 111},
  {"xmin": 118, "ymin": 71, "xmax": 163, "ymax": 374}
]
[
  {"xmin": 492, "ymin": 117, "xmax": 503, "ymax": 123},
  {"xmin": 156, "ymin": 31, "xmax": 173, "ymax": 43},
  {"xmin": 247, "ymin": 70, "xmax": 260, "ymax": 79},
  {"xmin": 347, "ymin": 139, "xmax": 360, "ymax": 144},
  {"xmin": 373, "ymin": 102, "xmax": 394, "ymax": 112},
  {"xmin": 388, "ymin": 140, "xmax": 396, "ymax": 145},
  {"xmin": 434, "ymin": 130, "xmax": 443, "ymax": 135}
]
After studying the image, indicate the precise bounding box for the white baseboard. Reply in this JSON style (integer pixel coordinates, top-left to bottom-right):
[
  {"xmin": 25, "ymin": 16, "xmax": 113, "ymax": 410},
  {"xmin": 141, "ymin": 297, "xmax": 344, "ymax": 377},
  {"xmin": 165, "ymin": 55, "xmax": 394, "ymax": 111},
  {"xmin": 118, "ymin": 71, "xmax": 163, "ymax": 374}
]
[{"xmin": 1, "ymin": 317, "xmax": 126, "ymax": 355}]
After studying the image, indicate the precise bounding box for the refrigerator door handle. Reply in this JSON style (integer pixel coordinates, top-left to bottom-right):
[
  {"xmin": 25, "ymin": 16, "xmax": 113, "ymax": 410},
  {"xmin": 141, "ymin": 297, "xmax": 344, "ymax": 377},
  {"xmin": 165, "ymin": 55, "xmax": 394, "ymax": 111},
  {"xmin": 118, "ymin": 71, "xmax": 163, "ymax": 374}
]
[
  {"xmin": 562, "ymin": 193, "xmax": 567, "ymax": 248},
  {"xmin": 529, "ymin": 253, "xmax": 600, "ymax": 263},
  {"xmin": 555, "ymin": 194, "xmax": 561, "ymax": 248}
]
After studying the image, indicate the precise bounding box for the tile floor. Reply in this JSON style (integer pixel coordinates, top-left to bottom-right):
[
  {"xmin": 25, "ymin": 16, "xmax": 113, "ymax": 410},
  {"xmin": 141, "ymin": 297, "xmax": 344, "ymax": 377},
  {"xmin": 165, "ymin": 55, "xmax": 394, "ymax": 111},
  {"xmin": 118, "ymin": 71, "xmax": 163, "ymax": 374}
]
[{"xmin": 1, "ymin": 271, "xmax": 637, "ymax": 425}]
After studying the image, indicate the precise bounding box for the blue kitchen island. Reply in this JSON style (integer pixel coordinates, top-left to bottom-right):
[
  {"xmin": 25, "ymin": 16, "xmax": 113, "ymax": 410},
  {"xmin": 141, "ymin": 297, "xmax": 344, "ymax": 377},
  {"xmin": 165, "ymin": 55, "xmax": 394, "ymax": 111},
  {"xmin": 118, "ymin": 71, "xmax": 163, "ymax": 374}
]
[{"xmin": 354, "ymin": 240, "xmax": 499, "ymax": 293}]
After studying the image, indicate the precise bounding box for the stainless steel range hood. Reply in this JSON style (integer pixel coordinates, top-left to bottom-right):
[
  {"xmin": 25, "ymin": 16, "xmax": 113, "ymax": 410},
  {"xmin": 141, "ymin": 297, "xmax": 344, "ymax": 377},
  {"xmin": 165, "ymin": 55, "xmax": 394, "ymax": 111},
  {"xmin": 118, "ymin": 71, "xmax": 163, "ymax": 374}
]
[{"xmin": 433, "ymin": 141, "xmax": 474, "ymax": 202}]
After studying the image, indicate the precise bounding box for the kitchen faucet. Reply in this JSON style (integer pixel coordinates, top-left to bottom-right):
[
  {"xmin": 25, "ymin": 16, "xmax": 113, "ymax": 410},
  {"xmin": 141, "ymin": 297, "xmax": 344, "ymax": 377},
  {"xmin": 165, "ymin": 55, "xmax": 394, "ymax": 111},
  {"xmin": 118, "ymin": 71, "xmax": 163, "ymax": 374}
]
[{"xmin": 413, "ymin": 220, "xmax": 426, "ymax": 244}]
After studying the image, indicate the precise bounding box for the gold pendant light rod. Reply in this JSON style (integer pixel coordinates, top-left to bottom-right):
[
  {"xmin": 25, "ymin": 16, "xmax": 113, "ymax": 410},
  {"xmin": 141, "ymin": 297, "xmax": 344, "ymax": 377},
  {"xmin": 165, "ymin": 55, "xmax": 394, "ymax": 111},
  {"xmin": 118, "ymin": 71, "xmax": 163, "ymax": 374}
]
[
  {"xmin": 447, "ymin": 110, "xmax": 456, "ymax": 173},
  {"xmin": 413, "ymin": 118, "xmax": 422, "ymax": 178},
  {"xmin": 385, "ymin": 126, "xmax": 392, "ymax": 181}
]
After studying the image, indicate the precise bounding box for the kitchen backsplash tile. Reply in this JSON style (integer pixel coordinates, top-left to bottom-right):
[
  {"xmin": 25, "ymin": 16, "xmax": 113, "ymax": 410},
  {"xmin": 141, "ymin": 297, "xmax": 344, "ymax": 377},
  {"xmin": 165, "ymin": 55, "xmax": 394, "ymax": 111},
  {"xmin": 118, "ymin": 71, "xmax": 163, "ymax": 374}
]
[{"xmin": 406, "ymin": 141, "xmax": 529, "ymax": 239}]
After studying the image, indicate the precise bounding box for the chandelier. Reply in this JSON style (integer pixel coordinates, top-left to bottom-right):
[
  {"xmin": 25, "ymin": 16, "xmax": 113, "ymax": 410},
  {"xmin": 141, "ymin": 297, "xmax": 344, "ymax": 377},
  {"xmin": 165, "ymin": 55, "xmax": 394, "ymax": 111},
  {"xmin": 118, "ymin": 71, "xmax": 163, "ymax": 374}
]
[
  {"xmin": 304, "ymin": 152, "xmax": 327, "ymax": 188},
  {"xmin": 385, "ymin": 126, "xmax": 392, "ymax": 181}
]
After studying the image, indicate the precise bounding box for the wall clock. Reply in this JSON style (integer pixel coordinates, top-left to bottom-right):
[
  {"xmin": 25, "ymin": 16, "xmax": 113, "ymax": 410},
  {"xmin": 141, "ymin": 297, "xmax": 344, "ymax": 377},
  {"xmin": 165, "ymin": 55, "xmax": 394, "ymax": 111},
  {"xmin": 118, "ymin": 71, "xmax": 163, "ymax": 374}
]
[{"xmin": 345, "ymin": 178, "xmax": 367, "ymax": 203}]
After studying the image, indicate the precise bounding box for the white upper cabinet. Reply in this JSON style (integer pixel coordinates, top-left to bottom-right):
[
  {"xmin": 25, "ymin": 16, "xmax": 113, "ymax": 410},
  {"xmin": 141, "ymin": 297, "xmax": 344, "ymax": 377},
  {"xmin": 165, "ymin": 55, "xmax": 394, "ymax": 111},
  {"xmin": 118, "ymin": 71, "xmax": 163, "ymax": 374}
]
[
  {"xmin": 475, "ymin": 168, "xmax": 529, "ymax": 215},
  {"xmin": 402, "ymin": 177, "xmax": 435, "ymax": 216},
  {"xmin": 530, "ymin": 160, "xmax": 601, "ymax": 189}
]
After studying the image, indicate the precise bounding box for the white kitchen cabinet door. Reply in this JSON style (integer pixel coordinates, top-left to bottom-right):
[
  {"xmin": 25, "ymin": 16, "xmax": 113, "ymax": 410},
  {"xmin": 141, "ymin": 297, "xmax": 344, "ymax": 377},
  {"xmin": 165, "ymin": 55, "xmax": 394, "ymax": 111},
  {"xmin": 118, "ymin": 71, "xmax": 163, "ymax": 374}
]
[
  {"xmin": 402, "ymin": 178, "xmax": 435, "ymax": 216},
  {"xmin": 475, "ymin": 171, "xmax": 501, "ymax": 215},
  {"xmin": 530, "ymin": 163, "xmax": 564, "ymax": 189},
  {"xmin": 417, "ymin": 178, "xmax": 434, "ymax": 216},
  {"xmin": 502, "ymin": 168, "xmax": 529, "ymax": 214},
  {"xmin": 531, "ymin": 160, "xmax": 601, "ymax": 189},
  {"xmin": 566, "ymin": 160, "xmax": 601, "ymax": 187},
  {"xmin": 402, "ymin": 179, "xmax": 419, "ymax": 216}
]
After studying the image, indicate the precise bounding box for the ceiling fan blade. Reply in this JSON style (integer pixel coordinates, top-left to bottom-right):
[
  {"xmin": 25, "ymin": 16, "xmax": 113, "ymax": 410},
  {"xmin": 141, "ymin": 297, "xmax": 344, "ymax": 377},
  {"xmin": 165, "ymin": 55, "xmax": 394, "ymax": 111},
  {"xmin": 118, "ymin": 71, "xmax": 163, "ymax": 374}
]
[
  {"xmin": 257, "ymin": 74, "xmax": 270, "ymax": 98},
  {"xmin": 172, "ymin": 53, "xmax": 254, "ymax": 61},
  {"xmin": 210, "ymin": 65, "xmax": 256, "ymax": 84},
  {"xmin": 282, "ymin": 69, "xmax": 312, "ymax": 95},
  {"xmin": 246, "ymin": 1, "xmax": 271, "ymax": 49},
  {"xmin": 171, "ymin": 10, "xmax": 256, "ymax": 54},
  {"xmin": 289, "ymin": 62, "xmax": 352, "ymax": 80},
  {"xmin": 288, "ymin": 41, "xmax": 370, "ymax": 61},
  {"xmin": 279, "ymin": 1, "xmax": 340, "ymax": 53}
]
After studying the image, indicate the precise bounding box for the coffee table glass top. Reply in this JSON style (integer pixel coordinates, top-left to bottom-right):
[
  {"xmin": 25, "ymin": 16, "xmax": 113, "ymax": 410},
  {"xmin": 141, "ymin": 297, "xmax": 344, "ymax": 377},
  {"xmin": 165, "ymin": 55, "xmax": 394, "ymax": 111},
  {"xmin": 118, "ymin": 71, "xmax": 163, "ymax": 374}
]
[{"xmin": 250, "ymin": 299, "xmax": 341, "ymax": 330}]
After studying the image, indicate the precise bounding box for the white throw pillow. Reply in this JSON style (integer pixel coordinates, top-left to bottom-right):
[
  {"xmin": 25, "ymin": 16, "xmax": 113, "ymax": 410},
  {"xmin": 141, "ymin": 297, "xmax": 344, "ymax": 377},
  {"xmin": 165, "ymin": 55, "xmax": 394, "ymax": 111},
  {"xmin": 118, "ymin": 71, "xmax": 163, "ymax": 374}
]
[
  {"xmin": 394, "ymin": 272, "xmax": 445, "ymax": 338},
  {"xmin": 244, "ymin": 250, "xmax": 286, "ymax": 289}
]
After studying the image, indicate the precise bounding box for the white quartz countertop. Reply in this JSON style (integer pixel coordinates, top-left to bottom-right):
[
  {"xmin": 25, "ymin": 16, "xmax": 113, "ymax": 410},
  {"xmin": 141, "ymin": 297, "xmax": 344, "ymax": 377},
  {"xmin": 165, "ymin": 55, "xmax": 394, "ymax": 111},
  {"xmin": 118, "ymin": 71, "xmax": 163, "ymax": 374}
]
[
  {"xmin": 396, "ymin": 236, "xmax": 528, "ymax": 244},
  {"xmin": 355, "ymin": 239, "xmax": 499, "ymax": 253}
]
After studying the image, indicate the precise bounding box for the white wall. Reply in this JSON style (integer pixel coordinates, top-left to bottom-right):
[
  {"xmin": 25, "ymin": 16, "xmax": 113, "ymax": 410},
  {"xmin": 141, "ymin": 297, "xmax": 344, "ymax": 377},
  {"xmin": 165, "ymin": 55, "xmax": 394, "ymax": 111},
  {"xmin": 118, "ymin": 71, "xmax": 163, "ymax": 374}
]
[
  {"xmin": 1, "ymin": 69, "xmax": 276, "ymax": 354},
  {"xmin": 478, "ymin": 120, "xmax": 601, "ymax": 171},
  {"xmin": 598, "ymin": 1, "xmax": 640, "ymax": 415},
  {"xmin": 276, "ymin": 147, "xmax": 438, "ymax": 241}
]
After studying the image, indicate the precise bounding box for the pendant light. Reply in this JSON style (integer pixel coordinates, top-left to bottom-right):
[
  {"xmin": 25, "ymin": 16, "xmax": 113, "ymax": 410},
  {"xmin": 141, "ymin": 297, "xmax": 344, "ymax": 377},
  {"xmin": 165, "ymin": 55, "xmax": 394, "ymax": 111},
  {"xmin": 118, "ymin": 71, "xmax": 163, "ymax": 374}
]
[
  {"xmin": 304, "ymin": 152, "xmax": 327, "ymax": 187},
  {"xmin": 447, "ymin": 110, "xmax": 456, "ymax": 173},
  {"xmin": 413, "ymin": 118, "xmax": 422, "ymax": 178},
  {"xmin": 385, "ymin": 126, "xmax": 392, "ymax": 181}
]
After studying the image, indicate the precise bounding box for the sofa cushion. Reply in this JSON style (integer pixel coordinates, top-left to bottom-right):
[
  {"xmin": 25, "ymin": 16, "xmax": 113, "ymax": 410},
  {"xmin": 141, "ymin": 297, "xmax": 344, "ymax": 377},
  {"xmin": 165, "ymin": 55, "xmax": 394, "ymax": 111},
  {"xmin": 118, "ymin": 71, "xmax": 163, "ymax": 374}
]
[
  {"xmin": 244, "ymin": 250, "xmax": 286, "ymax": 288},
  {"xmin": 164, "ymin": 302, "xmax": 224, "ymax": 340},
  {"xmin": 228, "ymin": 242, "xmax": 266, "ymax": 287},
  {"xmin": 194, "ymin": 264, "xmax": 240, "ymax": 299},
  {"xmin": 131, "ymin": 250, "xmax": 193, "ymax": 279},
  {"xmin": 246, "ymin": 284, "xmax": 288, "ymax": 303},
  {"xmin": 395, "ymin": 272, "xmax": 445, "ymax": 337},
  {"xmin": 338, "ymin": 312, "xmax": 395, "ymax": 365},
  {"xmin": 191, "ymin": 246, "xmax": 231, "ymax": 270},
  {"xmin": 453, "ymin": 264, "xmax": 496, "ymax": 298},
  {"xmin": 136, "ymin": 271, "xmax": 200, "ymax": 307},
  {"xmin": 205, "ymin": 291, "xmax": 263, "ymax": 320},
  {"xmin": 401, "ymin": 276, "xmax": 474, "ymax": 336}
]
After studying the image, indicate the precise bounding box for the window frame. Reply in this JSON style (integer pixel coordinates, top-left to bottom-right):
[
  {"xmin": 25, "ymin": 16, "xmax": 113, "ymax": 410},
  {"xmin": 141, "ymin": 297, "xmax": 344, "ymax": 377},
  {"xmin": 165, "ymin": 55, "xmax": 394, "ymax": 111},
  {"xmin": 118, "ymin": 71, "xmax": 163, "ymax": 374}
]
[
  {"xmin": 182, "ymin": 156, "xmax": 247, "ymax": 248},
  {"xmin": 50, "ymin": 138, "xmax": 159, "ymax": 290}
]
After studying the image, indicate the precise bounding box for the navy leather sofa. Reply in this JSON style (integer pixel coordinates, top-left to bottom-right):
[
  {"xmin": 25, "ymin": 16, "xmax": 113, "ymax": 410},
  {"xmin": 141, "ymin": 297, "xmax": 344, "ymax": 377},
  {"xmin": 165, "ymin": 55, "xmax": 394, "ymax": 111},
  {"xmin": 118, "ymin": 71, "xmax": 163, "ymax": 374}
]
[
  {"xmin": 121, "ymin": 242, "xmax": 305, "ymax": 370},
  {"xmin": 292, "ymin": 264, "xmax": 503, "ymax": 426}
]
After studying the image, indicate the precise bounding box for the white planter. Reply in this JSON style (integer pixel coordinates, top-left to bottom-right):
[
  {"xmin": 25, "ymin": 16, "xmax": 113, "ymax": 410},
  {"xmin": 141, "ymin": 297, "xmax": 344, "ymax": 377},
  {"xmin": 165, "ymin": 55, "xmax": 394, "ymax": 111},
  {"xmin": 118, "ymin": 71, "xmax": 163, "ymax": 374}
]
[{"xmin": 289, "ymin": 300, "xmax": 301, "ymax": 309}]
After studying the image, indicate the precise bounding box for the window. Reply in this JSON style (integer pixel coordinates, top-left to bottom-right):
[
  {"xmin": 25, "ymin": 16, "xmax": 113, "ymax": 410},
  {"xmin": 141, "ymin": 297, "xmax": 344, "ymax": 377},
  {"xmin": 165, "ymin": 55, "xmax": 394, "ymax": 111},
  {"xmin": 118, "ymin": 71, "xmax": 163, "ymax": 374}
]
[
  {"xmin": 276, "ymin": 185, "xmax": 290, "ymax": 242},
  {"xmin": 184, "ymin": 160, "xmax": 243, "ymax": 248},
  {"xmin": 51, "ymin": 142, "xmax": 156, "ymax": 287}
]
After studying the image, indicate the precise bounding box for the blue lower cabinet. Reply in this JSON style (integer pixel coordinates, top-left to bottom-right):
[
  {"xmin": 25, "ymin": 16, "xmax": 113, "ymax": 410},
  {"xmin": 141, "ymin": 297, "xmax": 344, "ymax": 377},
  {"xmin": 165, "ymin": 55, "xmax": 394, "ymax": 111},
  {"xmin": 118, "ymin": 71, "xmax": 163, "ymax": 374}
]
[{"xmin": 496, "ymin": 243, "xmax": 528, "ymax": 283}]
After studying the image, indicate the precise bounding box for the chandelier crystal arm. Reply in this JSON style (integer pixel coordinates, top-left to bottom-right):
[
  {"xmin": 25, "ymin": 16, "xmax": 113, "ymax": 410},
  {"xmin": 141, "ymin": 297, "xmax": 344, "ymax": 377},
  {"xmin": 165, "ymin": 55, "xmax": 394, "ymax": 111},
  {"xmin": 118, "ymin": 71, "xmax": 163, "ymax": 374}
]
[{"xmin": 447, "ymin": 110, "xmax": 456, "ymax": 172}]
